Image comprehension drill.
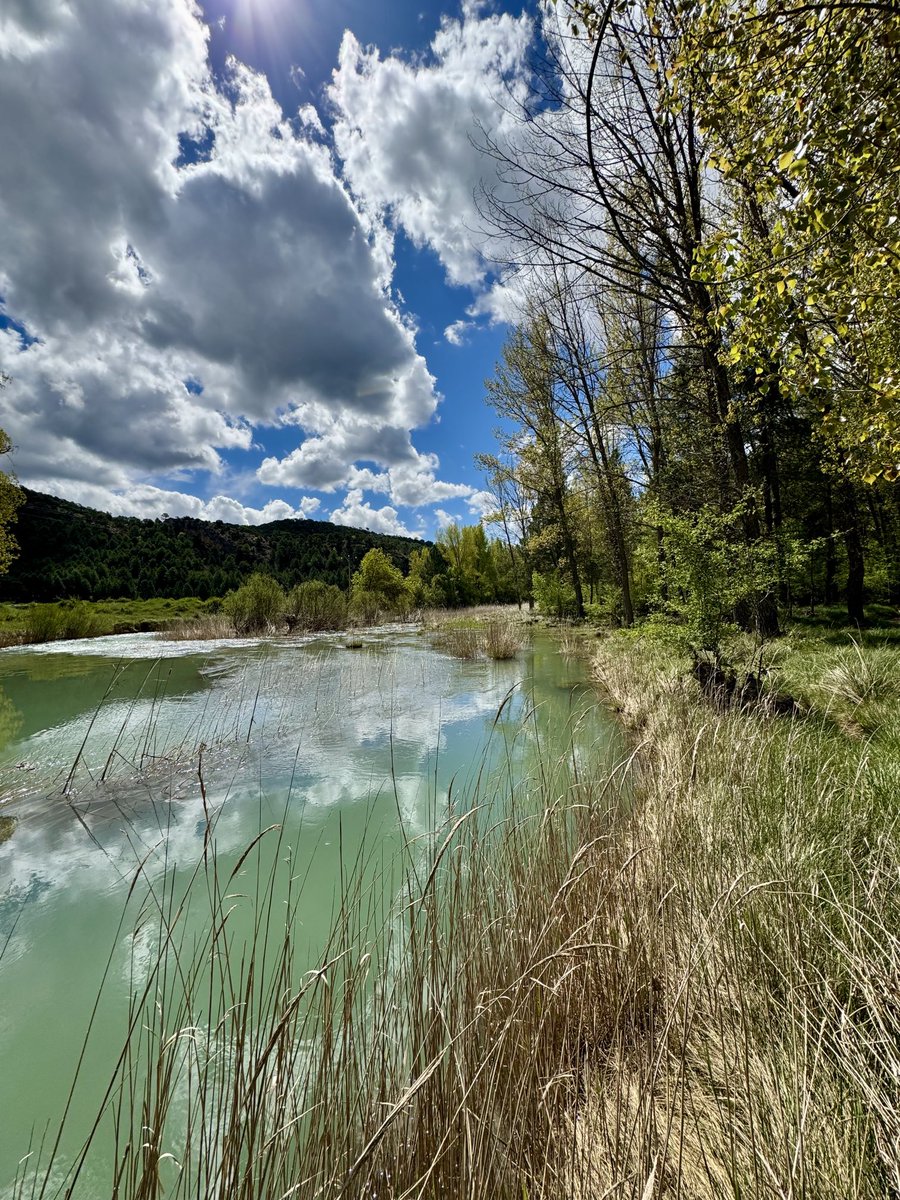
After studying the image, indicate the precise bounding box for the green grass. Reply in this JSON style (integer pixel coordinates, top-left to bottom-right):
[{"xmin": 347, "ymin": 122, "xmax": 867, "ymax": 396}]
[{"xmin": 0, "ymin": 596, "xmax": 214, "ymax": 645}]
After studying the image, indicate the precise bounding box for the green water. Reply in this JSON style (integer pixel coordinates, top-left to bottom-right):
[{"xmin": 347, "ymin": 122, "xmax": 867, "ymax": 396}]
[{"xmin": 0, "ymin": 627, "xmax": 616, "ymax": 1194}]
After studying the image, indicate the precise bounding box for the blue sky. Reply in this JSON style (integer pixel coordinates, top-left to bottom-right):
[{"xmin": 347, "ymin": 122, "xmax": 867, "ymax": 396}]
[{"xmin": 0, "ymin": 0, "xmax": 540, "ymax": 539}]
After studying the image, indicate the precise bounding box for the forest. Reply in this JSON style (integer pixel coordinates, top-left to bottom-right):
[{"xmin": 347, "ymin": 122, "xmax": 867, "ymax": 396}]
[
  {"xmin": 0, "ymin": 489, "xmax": 427, "ymax": 603},
  {"xmin": 468, "ymin": 0, "xmax": 900, "ymax": 647}
]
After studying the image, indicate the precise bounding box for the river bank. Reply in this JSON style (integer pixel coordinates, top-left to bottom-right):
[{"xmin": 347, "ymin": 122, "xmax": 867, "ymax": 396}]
[
  {"xmin": 238, "ymin": 620, "xmax": 897, "ymax": 1199},
  {"xmin": 0, "ymin": 595, "xmax": 212, "ymax": 646},
  {"xmin": 2, "ymin": 620, "xmax": 898, "ymax": 1197},
  {"xmin": 567, "ymin": 626, "xmax": 900, "ymax": 1197}
]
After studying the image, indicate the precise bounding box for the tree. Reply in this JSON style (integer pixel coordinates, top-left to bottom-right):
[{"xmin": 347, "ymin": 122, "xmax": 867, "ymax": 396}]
[
  {"xmin": 222, "ymin": 573, "xmax": 285, "ymax": 635},
  {"xmin": 350, "ymin": 548, "xmax": 411, "ymax": 619},
  {"xmin": 487, "ymin": 317, "xmax": 586, "ymax": 617},
  {"xmin": 474, "ymin": 451, "xmax": 534, "ymax": 607},
  {"xmin": 0, "ymin": 426, "xmax": 23, "ymax": 576},
  {"xmin": 673, "ymin": 0, "xmax": 900, "ymax": 481},
  {"xmin": 480, "ymin": 2, "xmax": 782, "ymax": 633}
]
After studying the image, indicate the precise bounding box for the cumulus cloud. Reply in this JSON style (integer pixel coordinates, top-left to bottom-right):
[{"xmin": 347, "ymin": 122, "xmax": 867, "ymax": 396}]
[
  {"xmin": 0, "ymin": 0, "xmax": 541, "ymax": 532},
  {"xmin": 466, "ymin": 488, "xmax": 496, "ymax": 518},
  {"xmin": 329, "ymin": 490, "xmax": 422, "ymax": 538},
  {"xmin": 329, "ymin": 7, "xmax": 532, "ymax": 317},
  {"xmin": 444, "ymin": 319, "xmax": 472, "ymax": 346},
  {"xmin": 257, "ymin": 418, "xmax": 475, "ymax": 509},
  {"xmin": 21, "ymin": 478, "xmax": 321, "ymax": 525}
]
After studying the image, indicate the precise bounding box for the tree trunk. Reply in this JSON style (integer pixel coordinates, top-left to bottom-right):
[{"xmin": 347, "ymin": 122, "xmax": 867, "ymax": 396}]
[
  {"xmin": 703, "ymin": 344, "xmax": 780, "ymax": 638},
  {"xmin": 842, "ymin": 484, "xmax": 866, "ymax": 625}
]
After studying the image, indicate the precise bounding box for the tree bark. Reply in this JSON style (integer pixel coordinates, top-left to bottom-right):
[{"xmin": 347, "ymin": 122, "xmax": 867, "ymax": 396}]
[{"xmin": 842, "ymin": 483, "xmax": 866, "ymax": 625}]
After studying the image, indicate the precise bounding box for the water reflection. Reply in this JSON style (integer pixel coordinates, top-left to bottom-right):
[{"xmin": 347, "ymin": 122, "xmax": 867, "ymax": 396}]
[
  {"xmin": 0, "ymin": 630, "xmax": 616, "ymax": 1190},
  {"xmin": 0, "ymin": 686, "xmax": 22, "ymax": 757}
]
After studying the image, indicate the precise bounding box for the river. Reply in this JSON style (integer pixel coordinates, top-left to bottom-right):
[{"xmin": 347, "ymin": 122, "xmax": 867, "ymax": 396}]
[{"xmin": 0, "ymin": 626, "xmax": 617, "ymax": 1195}]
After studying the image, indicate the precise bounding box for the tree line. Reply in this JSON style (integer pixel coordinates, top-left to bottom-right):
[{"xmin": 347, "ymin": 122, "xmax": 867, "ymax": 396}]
[
  {"xmin": 0, "ymin": 488, "xmax": 524, "ymax": 613},
  {"xmin": 0, "ymin": 489, "xmax": 425, "ymax": 603},
  {"xmin": 471, "ymin": 0, "xmax": 899, "ymax": 647}
]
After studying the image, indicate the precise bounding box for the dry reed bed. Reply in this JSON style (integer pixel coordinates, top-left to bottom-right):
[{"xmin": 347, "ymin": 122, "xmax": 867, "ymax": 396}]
[
  {"xmin": 20, "ymin": 635, "xmax": 900, "ymax": 1199},
  {"xmin": 426, "ymin": 609, "xmax": 526, "ymax": 660}
]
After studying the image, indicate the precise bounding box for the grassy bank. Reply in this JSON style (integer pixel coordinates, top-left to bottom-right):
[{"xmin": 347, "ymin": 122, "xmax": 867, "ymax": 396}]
[
  {"xmin": 578, "ymin": 626, "xmax": 899, "ymax": 1197},
  {"xmin": 17, "ymin": 624, "xmax": 900, "ymax": 1198},
  {"xmin": 0, "ymin": 596, "xmax": 212, "ymax": 645}
]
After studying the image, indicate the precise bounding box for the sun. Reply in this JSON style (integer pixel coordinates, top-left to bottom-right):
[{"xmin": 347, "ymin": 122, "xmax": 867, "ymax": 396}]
[{"xmin": 229, "ymin": 0, "xmax": 290, "ymax": 46}]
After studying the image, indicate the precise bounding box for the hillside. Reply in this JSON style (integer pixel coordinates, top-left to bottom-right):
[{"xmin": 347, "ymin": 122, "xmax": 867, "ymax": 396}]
[{"xmin": 0, "ymin": 489, "xmax": 425, "ymax": 602}]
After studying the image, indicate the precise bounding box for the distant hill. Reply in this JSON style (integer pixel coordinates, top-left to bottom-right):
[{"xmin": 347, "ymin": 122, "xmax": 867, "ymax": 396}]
[{"xmin": 0, "ymin": 489, "xmax": 425, "ymax": 602}]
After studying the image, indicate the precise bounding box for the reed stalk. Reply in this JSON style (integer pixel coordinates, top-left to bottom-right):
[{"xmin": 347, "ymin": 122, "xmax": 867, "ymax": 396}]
[{"xmin": 13, "ymin": 630, "xmax": 900, "ymax": 1199}]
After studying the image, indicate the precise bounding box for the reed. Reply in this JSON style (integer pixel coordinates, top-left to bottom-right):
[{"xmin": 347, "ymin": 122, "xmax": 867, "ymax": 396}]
[
  {"xmin": 14, "ymin": 629, "xmax": 900, "ymax": 1200},
  {"xmin": 21, "ymin": 601, "xmax": 101, "ymax": 643},
  {"xmin": 161, "ymin": 613, "xmax": 235, "ymax": 640},
  {"xmin": 428, "ymin": 609, "xmax": 524, "ymax": 661}
]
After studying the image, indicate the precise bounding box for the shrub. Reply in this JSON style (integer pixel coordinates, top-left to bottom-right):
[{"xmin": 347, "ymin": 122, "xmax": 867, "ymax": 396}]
[
  {"xmin": 22, "ymin": 601, "xmax": 100, "ymax": 643},
  {"xmin": 350, "ymin": 549, "xmax": 412, "ymax": 620},
  {"xmin": 23, "ymin": 603, "xmax": 64, "ymax": 643},
  {"xmin": 285, "ymin": 581, "xmax": 348, "ymax": 632},
  {"xmin": 349, "ymin": 589, "xmax": 386, "ymax": 626},
  {"xmin": 60, "ymin": 601, "xmax": 100, "ymax": 639},
  {"xmin": 532, "ymin": 570, "xmax": 579, "ymax": 619},
  {"xmin": 222, "ymin": 574, "xmax": 285, "ymax": 635}
]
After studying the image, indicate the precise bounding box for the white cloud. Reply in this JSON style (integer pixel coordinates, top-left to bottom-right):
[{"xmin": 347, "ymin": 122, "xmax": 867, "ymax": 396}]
[
  {"xmin": 23, "ymin": 479, "xmax": 320, "ymax": 525},
  {"xmin": 329, "ymin": 490, "xmax": 422, "ymax": 538},
  {"xmin": 466, "ymin": 488, "xmax": 495, "ymax": 518},
  {"xmin": 0, "ymin": 0, "xmax": 540, "ymax": 528},
  {"xmin": 387, "ymin": 458, "xmax": 474, "ymax": 507},
  {"xmin": 329, "ymin": 8, "xmax": 532, "ymax": 301},
  {"xmin": 444, "ymin": 319, "xmax": 472, "ymax": 346},
  {"xmin": 257, "ymin": 420, "xmax": 474, "ymax": 509},
  {"xmin": 0, "ymin": 0, "xmax": 464, "ymax": 518}
]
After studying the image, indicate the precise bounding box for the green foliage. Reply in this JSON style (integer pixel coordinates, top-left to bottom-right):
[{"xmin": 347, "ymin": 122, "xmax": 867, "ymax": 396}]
[
  {"xmin": 434, "ymin": 522, "xmax": 499, "ymax": 606},
  {"xmin": 285, "ymin": 581, "xmax": 348, "ymax": 632},
  {"xmin": 22, "ymin": 601, "xmax": 100, "ymax": 643},
  {"xmin": 222, "ymin": 574, "xmax": 285, "ymax": 635},
  {"xmin": 651, "ymin": 503, "xmax": 782, "ymax": 652},
  {"xmin": 406, "ymin": 545, "xmax": 446, "ymax": 607},
  {"xmin": 0, "ymin": 429, "xmax": 23, "ymax": 577},
  {"xmin": 350, "ymin": 549, "xmax": 411, "ymax": 619},
  {"xmin": 673, "ymin": 0, "xmax": 900, "ymax": 480},
  {"xmin": 531, "ymin": 570, "xmax": 579, "ymax": 620},
  {"xmin": 0, "ymin": 488, "xmax": 422, "ymax": 603}
]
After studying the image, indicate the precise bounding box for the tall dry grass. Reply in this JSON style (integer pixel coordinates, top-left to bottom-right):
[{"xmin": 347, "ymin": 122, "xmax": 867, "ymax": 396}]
[
  {"xmin": 428, "ymin": 609, "xmax": 525, "ymax": 661},
  {"xmin": 16, "ymin": 633, "xmax": 900, "ymax": 1200},
  {"xmin": 162, "ymin": 613, "xmax": 235, "ymax": 640}
]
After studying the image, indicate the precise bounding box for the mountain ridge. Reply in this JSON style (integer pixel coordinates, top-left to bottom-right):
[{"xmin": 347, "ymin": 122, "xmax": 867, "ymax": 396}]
[{"xmin": 0, "ymin": 488, "xmax": 426, "ymax": 602}]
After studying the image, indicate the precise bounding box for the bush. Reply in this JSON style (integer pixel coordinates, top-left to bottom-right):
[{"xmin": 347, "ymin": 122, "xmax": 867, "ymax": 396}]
[
  {"xmin": 23, "ymin": 601, "xmax": 100, "ymax": 643},
  {"xmin": 350, "ymin": 549, "xmax": 412, "ymax": 621},
  {"xmin": 285, "ymin": 582, "xmax": 348, "ymax": 632},
  {"xmin": 349, "ymin": 589, "xmax": 386, "ymax": 626},
  {"xmin": 532, "ymin": 570, "xmax": 579, "ymax": 619},
  {"xmin": 61, "ymin": 601, "xmax": 100, "ymax": 639},
  {"xmin": 23, "ymin": 603, "xmax": 63, "ymax": 643},
  {"xmin": 222, "ymin": 574, "xmax": 285, "ymax": 635}
]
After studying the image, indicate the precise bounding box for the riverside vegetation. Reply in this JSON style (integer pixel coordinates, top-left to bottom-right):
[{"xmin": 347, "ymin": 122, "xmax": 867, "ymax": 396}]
[
  {"xmin": 2, "ymin": 0, "xmax": 899, "ymax": 1190},
  {"xmin": 5, "ymin": 617, "xmax": 898, "ymax": 1199}
]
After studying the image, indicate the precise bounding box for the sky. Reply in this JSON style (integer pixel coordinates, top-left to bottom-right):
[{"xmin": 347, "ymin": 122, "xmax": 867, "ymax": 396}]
[{"xmin": 0, "ymin": 0, "xmax": 545, "ymax": 540}]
